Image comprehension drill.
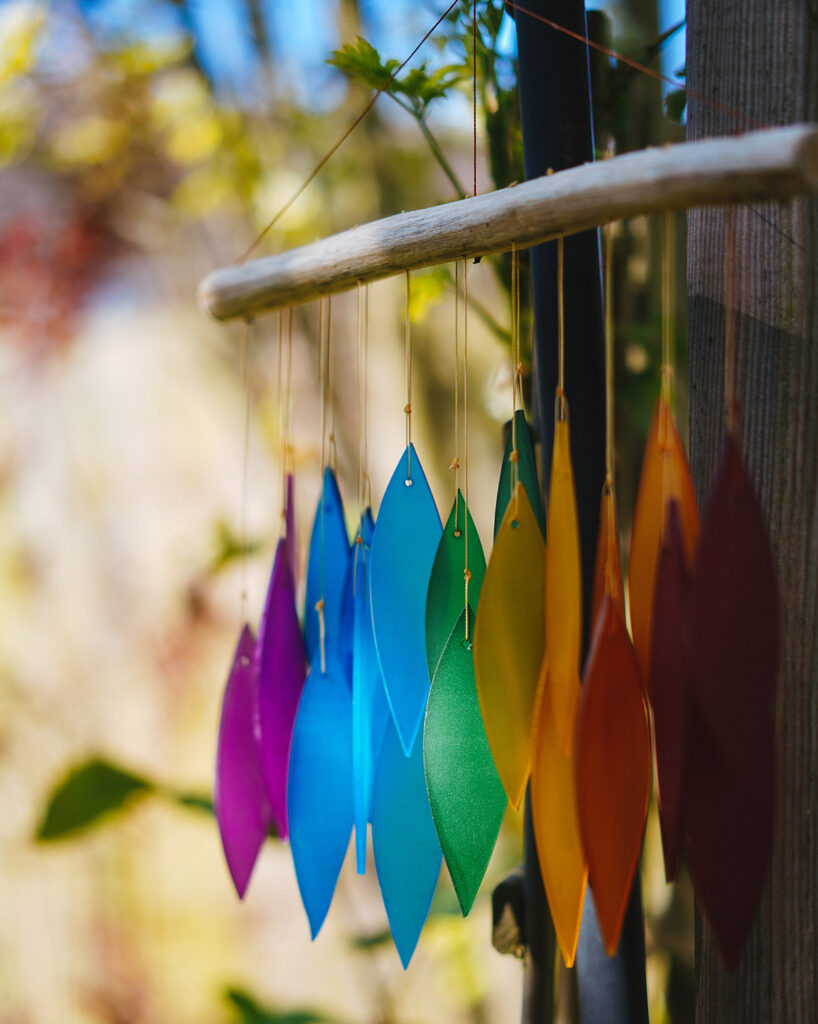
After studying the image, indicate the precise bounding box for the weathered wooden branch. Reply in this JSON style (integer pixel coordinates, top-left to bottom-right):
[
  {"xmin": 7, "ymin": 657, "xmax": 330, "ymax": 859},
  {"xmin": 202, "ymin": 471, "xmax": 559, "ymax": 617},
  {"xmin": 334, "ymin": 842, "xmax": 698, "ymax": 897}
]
[{"xmin": 198, "ymin": 124, "xmax": 818, "ymax": 322}]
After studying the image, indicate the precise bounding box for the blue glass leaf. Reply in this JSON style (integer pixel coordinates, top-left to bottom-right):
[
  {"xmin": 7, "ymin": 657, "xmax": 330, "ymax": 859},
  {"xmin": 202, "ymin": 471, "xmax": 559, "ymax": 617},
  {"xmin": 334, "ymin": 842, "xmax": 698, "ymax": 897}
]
[
  {"xmin": 287, "ymin": 666, "xmax": 353, "ymax": 938},
  {"xmin": 304, "ymin": 468, "xmax": 351, "ymax": 673},
  {"xmin": 352, "ymin": 508, "xmax": 389, "ymax": 874},
  {"xmin": 370, "ymin": 444, "xmax": 442, "ymax": 754},
  {"xmin": 371, "ymin": 718, "xmax": 442, "ymax": 968}
]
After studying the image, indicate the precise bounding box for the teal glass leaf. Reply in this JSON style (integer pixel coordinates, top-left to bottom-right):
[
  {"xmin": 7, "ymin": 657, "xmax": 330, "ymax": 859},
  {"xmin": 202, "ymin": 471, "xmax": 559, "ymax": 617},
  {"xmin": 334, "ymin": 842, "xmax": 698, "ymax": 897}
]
[
  {"xmin": 304, "ymin": 469, "xmax": 351, "ymax": 674},
  {"xmin": 371, "ymin": 718, "xmax": 442, "ymax": 967},
  {"xmin": 287, "ymin": 666, "xmax": 353, "ymax": 937},
  {"xmin": 494, "ymin": 409, "xmax": 545, "ymax": 538},
  {"xmin": 370, "ymin": 444, "xmax": 442, "ymax": 754},
  {"xmin": 424, "ymin": 608, "xmax": 506, "ymax": 915},
  {"xmin": 425, "ymin": 490, "xmax": 486, "ymax": 681},
  {"xmin": 352, "ymin": 508, "xmax": 390, "ymax": 874}
]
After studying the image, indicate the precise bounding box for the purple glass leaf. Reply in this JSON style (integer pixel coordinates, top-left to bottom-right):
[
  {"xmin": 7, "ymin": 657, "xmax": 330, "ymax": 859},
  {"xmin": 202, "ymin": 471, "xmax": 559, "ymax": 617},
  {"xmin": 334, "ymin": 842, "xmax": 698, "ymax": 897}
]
[
  {"xmin": 370, "ymin": 444, "xmax": 442, "ymax": 754},
  {"xmin": 256, "ymin": 537, "xmax": 307, "ymax": 839},
  {"xmin": 285, "ymin": 472, "xmax": 297, "ymax": 582},
  {"xmin": 352, "ymin": 508, "xmax": 389, "ymax": 874},
  {"xmin": 304, "ymin": 468, "xmax": 351, "ymax": 673},
  {"xmin": 214, "ymin": 624, "xmax": 272, "ymax": 899},
  {"xmin": 288, "ymin": 665, "xmax": 354, "ymax": 938}
]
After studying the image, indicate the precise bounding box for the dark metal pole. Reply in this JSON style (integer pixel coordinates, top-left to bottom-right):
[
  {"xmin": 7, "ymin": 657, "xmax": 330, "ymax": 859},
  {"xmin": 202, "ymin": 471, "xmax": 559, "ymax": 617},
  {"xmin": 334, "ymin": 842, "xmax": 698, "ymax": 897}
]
[{"xmin": 513, "ymin": 2, "xmax": 649, "ymax": 1021}]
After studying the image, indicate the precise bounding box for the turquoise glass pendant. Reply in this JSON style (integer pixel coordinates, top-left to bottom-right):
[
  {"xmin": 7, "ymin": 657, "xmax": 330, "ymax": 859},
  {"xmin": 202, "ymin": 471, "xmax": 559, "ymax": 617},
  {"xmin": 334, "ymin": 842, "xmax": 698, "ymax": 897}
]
[
  {"xmin": 371, "ymin": 717, "xmax": 442, "ymax": 967},
  {"xmin": 370, "ymin": 444, "xmax": 442, "ymax": 754},
  {"xmin": 352, "ymin": 508, "xmax": 389, "ymax": 874},
  {"xmin": 424, "ymin": 608, "xmax": 506, "ymax": 915},
  {"xmin": 287, "ymin": 665, "xmax": 353, "ymax": 937}
]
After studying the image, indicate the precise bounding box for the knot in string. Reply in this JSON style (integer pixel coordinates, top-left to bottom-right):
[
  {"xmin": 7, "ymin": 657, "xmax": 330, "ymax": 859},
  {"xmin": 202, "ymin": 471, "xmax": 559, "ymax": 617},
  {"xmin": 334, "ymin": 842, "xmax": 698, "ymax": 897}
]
[
  {"xmin": 449, "ymin": 457, "xmax": 461, "ymax": 471},
  {"xmin": 464, "ymin": 569, "xmax": 473, "ymax": 582},
  {"xmin": 315, "ymin": 598, "xmax": 327, "ymax": 674},
  {"xmin": 509, "ymin": 450, "xmax": 520, "ymax": 464},
  {"xmin": 404, "ymin": 403, "xmax": 412, "ymax": 415}
]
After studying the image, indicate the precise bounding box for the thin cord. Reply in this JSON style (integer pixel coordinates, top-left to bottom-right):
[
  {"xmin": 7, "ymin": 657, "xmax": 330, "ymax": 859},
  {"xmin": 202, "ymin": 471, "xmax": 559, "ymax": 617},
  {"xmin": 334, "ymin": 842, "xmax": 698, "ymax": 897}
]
[
  {"xmin": 276, "ymin": 310, "xmax": 287, "ymax": 528},
  {"xmin": 463, "ymin": 257, "xmax": 471, "ymax": 641},
  {"xmin": 239, "ymin": 319, "xmax": 252, "ymax": 623},
  {"xmin": 238, "ymin": 0, "xmax": 461, "ymax": 263},
  {"xmin": 364, "ymin": 285, "xmax": 371, "ymax": 507},
  {"xmin": 327, "ymin": 296, "xmax": 336, "ymax": 472},
  {"xmin": 604, "ymin": 223, "xmax": 615, "ymax": 487},
  {"xmin": 317, "ymin": 298, "xmax": 328, "ymax": 674},
  {"xmin": 510, "ymin": 244, "xmax": 521, "ymax": 502},
  {"xmin": 357, "ymin": 281, "xmax": 364, "ymax": 511},
  {"xmin": 556, "ymin": 236, "xmax": 567, "ymax": 421},
  {"xmin": 661, "ymin": 211, "xmax": 675, "ymax": 409},
  {"xmin": 725, "ymin": 206, "xmax": 738, "ymax": 436},
  {"xmin": 472, "ymin": 0, "xmax": 478, "ymax": 198},
  {"xmin": 405, "ymin": 270, "xmax": 413, "ymax": 481},
  {"xmin": 452, "ymin": 260, "xmax": 461, "ymax": 532}
]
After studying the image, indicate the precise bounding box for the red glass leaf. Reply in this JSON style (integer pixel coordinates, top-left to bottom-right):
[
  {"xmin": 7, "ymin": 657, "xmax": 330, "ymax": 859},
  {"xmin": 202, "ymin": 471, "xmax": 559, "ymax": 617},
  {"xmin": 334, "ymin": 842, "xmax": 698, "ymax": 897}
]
[
  {"xmin": 575, "ymin": 597, "xmax": 651, "ymax": 955},
  {"xmin": 648, "ymin": 501, "xmax": 690, "ymax": 883}
]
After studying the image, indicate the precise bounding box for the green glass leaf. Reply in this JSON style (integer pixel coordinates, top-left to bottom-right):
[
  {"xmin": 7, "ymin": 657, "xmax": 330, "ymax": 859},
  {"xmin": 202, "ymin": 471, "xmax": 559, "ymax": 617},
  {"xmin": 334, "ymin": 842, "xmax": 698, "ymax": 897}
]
[
  {"xmin": 494, "ymin": 410, "xmax": 545, "ymax": 539},
  {"xmin": 425, "ymin": 490, "xmax": 487, "ymax": 681},
  {"xmin": 424, "ymin": 608, "xmax": 506, "ymax": 915},
  {"xmin": 36, "ymin": 758, "xmax": 153, "ymax": 841}
]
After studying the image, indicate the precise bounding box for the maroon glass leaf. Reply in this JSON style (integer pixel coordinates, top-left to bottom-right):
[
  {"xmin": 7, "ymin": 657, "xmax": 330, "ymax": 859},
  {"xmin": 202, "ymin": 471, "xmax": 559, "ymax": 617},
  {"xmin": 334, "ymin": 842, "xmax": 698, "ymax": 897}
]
[
  {"xmin": 214, "ymin": 624, "xmax": 272, "ymax": 899},
  {"xmin": 256, "ymin": 537, "xmax": 307, "ymax": 839},
  {"xmin": 649, "ymin": 501, "xmax": 691, "ymax": 883}
]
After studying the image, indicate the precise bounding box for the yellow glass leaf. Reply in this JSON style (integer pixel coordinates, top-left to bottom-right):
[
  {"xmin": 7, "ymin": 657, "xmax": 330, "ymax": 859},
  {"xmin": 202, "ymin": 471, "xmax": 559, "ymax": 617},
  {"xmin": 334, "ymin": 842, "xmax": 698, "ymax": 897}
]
[
  {"xmin": 628, "ymin": 396, "xmax": 699, "ymax": 686},
  {"xmin": 530, "ymin": 661, "xmax": 588, "ymax": 967},
  {"xmin": 544, "ymin": 418, "xmax": 582, "ymax": 756},
  {"xmin": 591, "ymin": 485, "xmax": 624, "ymax": 626},
  {"xmin": 474, "ymin": 484, "xmax": 545, "ymax": 810}
]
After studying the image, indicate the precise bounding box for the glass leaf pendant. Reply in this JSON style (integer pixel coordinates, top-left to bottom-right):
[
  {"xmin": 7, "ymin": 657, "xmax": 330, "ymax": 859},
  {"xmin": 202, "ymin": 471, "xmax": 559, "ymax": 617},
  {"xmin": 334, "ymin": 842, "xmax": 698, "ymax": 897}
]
[
  {"xmin": 214, "ymin": 625, "xmax": 271, "ymax": 899},
  {"xmin": 474, "ymin": 484, "xmax": 545, "ymax": 809},
  {"xmin": 424, "ymin": 608, "xmax": 506, "ymax": 915},
  {"xmin": 370, "ymin": 444, "xmax": 442, "ymax": 755},
  {"xmin": 575, "ymin": 597, "xmax": 651, "ymax": 955},
  {"xmin": 494, "ymin": 409, "xmax": 545, "ymax": 539}
]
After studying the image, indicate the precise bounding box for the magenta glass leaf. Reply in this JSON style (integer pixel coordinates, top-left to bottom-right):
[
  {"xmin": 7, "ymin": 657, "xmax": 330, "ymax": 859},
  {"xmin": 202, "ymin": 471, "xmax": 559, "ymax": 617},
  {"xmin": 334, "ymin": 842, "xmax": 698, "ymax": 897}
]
[
  {"xmin": 372, "ymin": 718, "xmax": 442, "ymax": 968},
  {"xmin": 287, "ymin": 665, "xmax": 353, "ymax": 938},
  {"xmin": 370, "ymin": 444, "xmax": 442, "ymax": 754},
  {"xmin": 214, "ymin": 624, "xmax": 272, "ymax": 899},
  {"xmin": 352, "ymin": 508, "xmax": 389, "ymax": 874},
  {"xmin": 304, "ymin": 468, "xmax": 351, "ymax": 674},
  {"xmin": 256, "ymin": 537, "xmax": 307, "ymax": 839},
  {"xmin": 649, "ymin": 501, "xmax": 691, "ymax": 883},
  {"xmin": 285, "ymin": 472, "xmax": 297, "ymax": 582}
]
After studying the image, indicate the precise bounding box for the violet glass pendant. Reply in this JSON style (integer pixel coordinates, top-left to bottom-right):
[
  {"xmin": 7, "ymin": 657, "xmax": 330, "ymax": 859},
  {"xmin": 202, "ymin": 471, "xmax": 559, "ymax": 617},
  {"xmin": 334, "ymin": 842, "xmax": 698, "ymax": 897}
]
[
  {"xmin": 372, "ymin": 717, "xmax": 442, "ymax": 968},
  {"xmin": 370, "ymin": 444, "xmax": 442, "ymax": 754},
  {"xmin": 256, "ymin": 536, "xmax": 307, "ymax": 839},
  {"xmin": 352, "ymin": 508, "xmax": 389, "ymax": 874},
  {"xmin": 287, "ymin": 665, "xmax": 354, "ymax": 938},
  {"xmin": 214, "ymin": 625, "xmax": 272, "ymax": 899},
  {"xmin": 304, "ymin": 468, "xmax": 351, "ymax": 674}
]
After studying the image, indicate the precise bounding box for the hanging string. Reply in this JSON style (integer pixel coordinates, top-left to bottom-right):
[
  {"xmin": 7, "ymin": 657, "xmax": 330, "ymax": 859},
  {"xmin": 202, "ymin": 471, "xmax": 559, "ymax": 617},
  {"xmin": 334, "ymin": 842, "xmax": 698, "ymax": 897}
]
[
  {"xmin": 276, "ymin": 310, "xmax": 287, "ymax": 529},
  {"xmin": 463, "ymin": 257, "xmax": 472, "ymax": 641},
  {"xmin": 239, "ymin": 318, "xmax": 252, "ymax": 628},
  {"xmin": 660, "ymin": 211, "xmax": 675, "ymax": 409},
  {"xmin": 556, "ymin": 236, "xmax": 567, "ymax": 421},
  {"xmin": 472, "ymin": 0, "xmax": 478, "ymax": 198},
  {"xmin": 510, "ymin": 243, "xmax": 521, "ymax": 509},
  {"xmin": 452, "ymin": 261, "xmax": 461, "ymax": 533},
  {"xmin": 604, "ymin": 223, "xmax": 615, "ymax": 490},
  {"xmin": 317, "ymin": 297, "xmax": 329, "ymax": 674},
  {"xmin": 326, "ymin": 296, "xmax": 336, "ymax": 472},
  {"xmin": 357, "ymin": 281, "xmax": 364, "ymax": 512},
  {"xmin": 405, "ymin": 270, "xmax": 413, "ymax": 481},
  {"xmin": 363, "ymin": 284, "xmax": 371, "ymax": 508},
  {"xmin": 284, "ymin": 308, "xmax": 294, "ymax": 485},
  {"xmin": 725, "ymin": 205, "xmax": 738, "ymax": 436}
]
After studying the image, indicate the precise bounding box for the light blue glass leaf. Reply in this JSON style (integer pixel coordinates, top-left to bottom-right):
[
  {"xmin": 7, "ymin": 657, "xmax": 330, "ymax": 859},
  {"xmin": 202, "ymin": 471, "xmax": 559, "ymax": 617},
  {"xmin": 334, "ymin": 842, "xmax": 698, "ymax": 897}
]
[
  {"xmin": 371, "ymin": 718, "xmax": 442, "ymax": 968},
  {"xmin": 370, "ymin": 444, "xmax": 442, "ymax": 754},
  {"xmin": 304, "ymin": 468, "xmax": 351, "ymax": 673},
  {"xmin": 352, "ymin": 508, "xmax": 389, "ymax": 875},
  {"xmin": 287, "ymin": 666, "xmax": 353, "ymax": 938},
  {"xmin": 424, "ymin": 608, "xmax": 506, "ymax": 915}
]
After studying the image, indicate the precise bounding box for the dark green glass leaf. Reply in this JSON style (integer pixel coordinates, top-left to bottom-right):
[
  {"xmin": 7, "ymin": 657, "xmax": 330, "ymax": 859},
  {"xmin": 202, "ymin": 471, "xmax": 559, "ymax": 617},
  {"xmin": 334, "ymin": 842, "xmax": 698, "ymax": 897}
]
[
  {"xmin": 425, "ymin": 490, "xmax": 486, "ymax": 680},
  {"xmin": 36, "ymin": 758, "xmax": 153, "ymax": 841},
  {"xmin": 493, "ymin": 410, "xmax": 545, "ymax": 538},
  {"xmin": 424, "ymin": 608, "xmax": 507, "ymax": 916}
]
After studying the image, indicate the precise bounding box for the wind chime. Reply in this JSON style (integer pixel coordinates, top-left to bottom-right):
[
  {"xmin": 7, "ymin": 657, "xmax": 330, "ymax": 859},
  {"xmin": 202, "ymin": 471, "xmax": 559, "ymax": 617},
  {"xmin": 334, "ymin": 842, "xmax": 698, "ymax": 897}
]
[{"xmin": 204, "ymin": 5, "xmax": 818, "ymax": 978}]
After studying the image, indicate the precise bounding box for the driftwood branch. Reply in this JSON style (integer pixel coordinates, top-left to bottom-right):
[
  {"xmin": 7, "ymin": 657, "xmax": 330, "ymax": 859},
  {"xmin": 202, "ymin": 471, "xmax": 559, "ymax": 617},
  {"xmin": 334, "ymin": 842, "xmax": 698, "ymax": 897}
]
[{"xmin": 198, "ymin": 124, "xmax": 818, "ymax": 322}]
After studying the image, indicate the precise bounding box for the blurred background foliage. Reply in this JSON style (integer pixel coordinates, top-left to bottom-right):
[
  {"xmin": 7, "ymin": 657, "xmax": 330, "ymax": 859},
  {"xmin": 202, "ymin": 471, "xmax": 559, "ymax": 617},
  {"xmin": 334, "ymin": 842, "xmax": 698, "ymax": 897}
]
[{"xmin": 0, "ymin": 1, "xmax": 691, "ymax": 1022}]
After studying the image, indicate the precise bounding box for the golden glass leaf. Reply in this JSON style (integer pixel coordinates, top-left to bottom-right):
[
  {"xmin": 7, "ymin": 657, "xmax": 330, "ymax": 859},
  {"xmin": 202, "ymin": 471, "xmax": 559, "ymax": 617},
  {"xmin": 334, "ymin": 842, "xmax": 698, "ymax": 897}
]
[
  {"xmin": 544, "ymin": 419, "xmax": 582, "ymax": 756},
  {"xmin": 474, "ymin": 484, "xmax": 545, "ymax": 810},
  {"xmin": 628, "ymin": 396, "xmax": 699, "ymax": 685},
  {"xmin": 530, "ymin": 661, "xmax": 588, "ymax": 967}
]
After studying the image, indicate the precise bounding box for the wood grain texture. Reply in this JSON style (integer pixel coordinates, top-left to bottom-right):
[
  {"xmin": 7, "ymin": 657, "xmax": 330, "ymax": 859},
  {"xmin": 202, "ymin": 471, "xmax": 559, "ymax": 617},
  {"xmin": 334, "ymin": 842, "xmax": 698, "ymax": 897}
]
[
  {"xmin": 687, "ymin": 3, "xmax": 818, "ymax": 1021},
  {"xmin": 199, "ymin": 126, "xmax": 818, "ymax": 321}
]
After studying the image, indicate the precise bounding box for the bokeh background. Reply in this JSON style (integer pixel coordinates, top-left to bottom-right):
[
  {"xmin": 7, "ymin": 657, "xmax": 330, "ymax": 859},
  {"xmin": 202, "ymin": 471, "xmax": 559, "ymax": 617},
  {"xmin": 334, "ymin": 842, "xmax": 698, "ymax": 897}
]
[{"xmin": 0, "ymin": 2, "xmax": 692, "ymax": 1022}]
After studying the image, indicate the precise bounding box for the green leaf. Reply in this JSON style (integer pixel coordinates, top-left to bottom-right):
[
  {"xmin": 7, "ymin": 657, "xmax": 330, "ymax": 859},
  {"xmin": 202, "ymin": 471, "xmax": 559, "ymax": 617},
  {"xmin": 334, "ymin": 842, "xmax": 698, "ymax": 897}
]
[
  {"xmin": 225, "ymin": 988, "xmax": 342, "ymax": 1024},
  {"xmin": 328, "ymin": 38, "xmax": 398, "ymax": 93},
  {"xmin": 665, "ymin": 88, "xmax": 687, "ymax": 124},
  {"xmin": 347, "ymin": 928, "xmax": 393, "ymax": 951},
  {"xmin": 36, "ymin": 759, "xmax": 153, "ymax": 841}
]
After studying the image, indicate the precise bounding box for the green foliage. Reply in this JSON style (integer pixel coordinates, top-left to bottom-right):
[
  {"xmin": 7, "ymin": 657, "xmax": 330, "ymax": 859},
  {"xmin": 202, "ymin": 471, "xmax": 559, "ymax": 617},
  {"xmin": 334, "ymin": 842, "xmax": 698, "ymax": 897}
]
[
  {"xmin": 224, "ymin": 988, "xmax": 343, "ymax": 1024},
  {"xmin": 36, "ymin": 758, "xmax": 154, "ymax": 840},
  {"xmin": 209, "ymin": 519, "xmax": 263, "ymax": 574}
]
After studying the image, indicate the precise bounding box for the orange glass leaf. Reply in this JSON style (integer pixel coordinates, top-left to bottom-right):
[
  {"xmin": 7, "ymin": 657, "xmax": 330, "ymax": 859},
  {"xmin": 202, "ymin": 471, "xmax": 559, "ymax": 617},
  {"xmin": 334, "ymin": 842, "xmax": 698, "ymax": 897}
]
[
  {"xmin": 544, "ymin": 419, "xmax": 582, "ymax": 756},
  {"xmin": 576, "ymin": 597, "xmax": 651, "ymax": 955},
  {"xmin": 591, "ymin": 485, "xmax": 624, "ymax": 625},
  {"xmin": 474, "ymin": 484, "xmax": 545, "ymax": 810},
  {"xmin": 628, "ymin": 396, "xmax": 699, "ymax": 686},
  {"xmin": 530, "ymin": 662, "xmax": 588, "ymax": 967}
]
